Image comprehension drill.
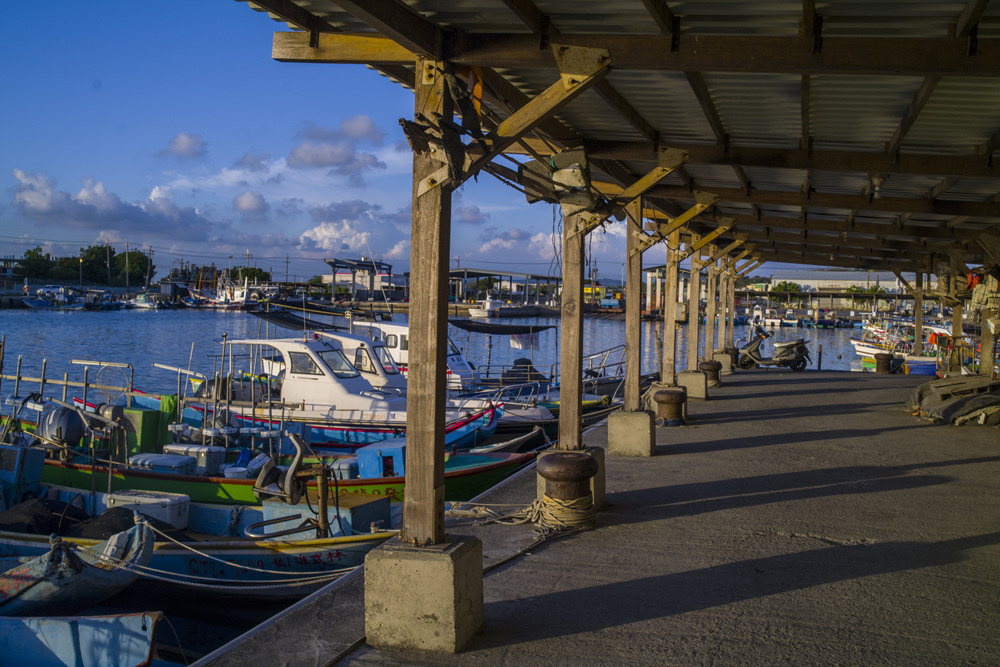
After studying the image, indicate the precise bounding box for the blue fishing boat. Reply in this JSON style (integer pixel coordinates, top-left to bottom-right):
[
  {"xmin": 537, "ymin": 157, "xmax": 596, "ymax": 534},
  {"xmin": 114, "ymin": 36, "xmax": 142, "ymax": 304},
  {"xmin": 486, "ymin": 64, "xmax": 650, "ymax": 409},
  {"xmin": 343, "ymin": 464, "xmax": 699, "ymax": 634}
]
[
  {"xmin": 22, "ymin": 286, "xmax": 84, "ymax": 311},
  {"xmin": 0, "ymin": 515, "xmax": 152, "ymax": 616},
  {"xmin": 0, "ymin": 612, "xmax": 163, "ymax": 667}
]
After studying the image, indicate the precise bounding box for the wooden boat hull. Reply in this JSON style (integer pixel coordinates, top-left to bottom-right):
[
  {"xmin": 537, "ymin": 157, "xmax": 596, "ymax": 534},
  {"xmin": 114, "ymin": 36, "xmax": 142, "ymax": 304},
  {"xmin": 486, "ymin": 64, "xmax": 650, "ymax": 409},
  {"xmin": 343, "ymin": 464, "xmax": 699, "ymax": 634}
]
[
  {"xmin": 0, "ymin": 521, "xmax": 152, "ymax": 616},
  {"xmin": 0, "ymin": 528, "xmax": 391, "ymax": 600},
  {"xmin": 0, "ymin": 612, "xmax": 162, "ymax": 667},
  {"xmin": 40, "ymin": 451, "xmax": 534, "ymax": 505}
]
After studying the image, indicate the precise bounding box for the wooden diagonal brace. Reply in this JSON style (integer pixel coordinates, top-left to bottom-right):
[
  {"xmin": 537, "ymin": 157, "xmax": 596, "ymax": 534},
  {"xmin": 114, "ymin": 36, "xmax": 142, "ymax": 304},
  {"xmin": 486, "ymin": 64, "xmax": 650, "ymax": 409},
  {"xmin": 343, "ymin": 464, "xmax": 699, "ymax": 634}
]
[
  {"xmin": 711, "ymin": 233, "xmax": 748, "ymax": 261},
  {"xmin": 737, "ymin": 259, "xmax": 766, "ymax": 277},
  {"xmin": 629, "ymin": 230, "xmax": 664, "ymax": 257},
  {"xmin": 613, "ymin": 148, "xmax": 688, "ymax": 202},
  {"xmin": 727, "ymin": 249, "xmax": 752, "ymax": 269},
  {"xmin": 645, "ymin": 191, "xmax": 719, "ymax": 237},
  {"xmin": 678, "ymin": 222, "xmax": 732, "ymax": 261},
  {"xmin": 892, "ymin": 271, "xmax": 914, "ymax": 292},
  {"xmin": 464, "ymin": 45, "xmax": 610, "ymax": 181}
]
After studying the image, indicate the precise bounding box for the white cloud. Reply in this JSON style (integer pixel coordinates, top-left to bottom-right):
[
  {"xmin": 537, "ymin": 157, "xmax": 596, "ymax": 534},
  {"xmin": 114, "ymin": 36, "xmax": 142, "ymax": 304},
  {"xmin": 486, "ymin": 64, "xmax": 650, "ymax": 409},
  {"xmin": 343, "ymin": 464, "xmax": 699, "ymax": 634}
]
[
  {"xmin": 160, "ymin": 132, "xmax": 207, "ymax": 160},
  {"xmin": 233, "ymin": 191, "xmax": 269, "ymax": 216}
]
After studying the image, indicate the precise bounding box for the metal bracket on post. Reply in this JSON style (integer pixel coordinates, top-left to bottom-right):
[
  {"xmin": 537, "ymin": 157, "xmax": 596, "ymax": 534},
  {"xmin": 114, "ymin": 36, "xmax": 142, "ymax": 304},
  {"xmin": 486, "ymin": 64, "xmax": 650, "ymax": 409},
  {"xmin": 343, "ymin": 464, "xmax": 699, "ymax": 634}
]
[
  {"xmin": 679, "ymin": 220, "xmax": 733, "ymax": 262},
  {"xmin": 629, "ymin": 230, "xmax": 664, "ymax": 258}
]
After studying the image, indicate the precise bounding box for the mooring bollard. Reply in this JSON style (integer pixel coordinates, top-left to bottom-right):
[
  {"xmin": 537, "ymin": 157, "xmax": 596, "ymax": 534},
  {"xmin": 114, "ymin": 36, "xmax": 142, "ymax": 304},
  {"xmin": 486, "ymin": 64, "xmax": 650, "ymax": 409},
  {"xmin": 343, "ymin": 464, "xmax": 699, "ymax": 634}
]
[
  {"xmin": 727, "ymin": 347, "xmax": 740, "ymax": 369},
  {"xmin": 653, "ymin": 389, "xmax": 686, "ymax": 426},
  {"xmin": 536, "ymin": 450, "xmax": 599, "ymax": 531},
  {"xmin": 874, "ymin": 352, "xmax": 893, "ymax": 374},
  {"xmin": 699, "ymin": 359, "xmax": 723, "ymax": 387}
]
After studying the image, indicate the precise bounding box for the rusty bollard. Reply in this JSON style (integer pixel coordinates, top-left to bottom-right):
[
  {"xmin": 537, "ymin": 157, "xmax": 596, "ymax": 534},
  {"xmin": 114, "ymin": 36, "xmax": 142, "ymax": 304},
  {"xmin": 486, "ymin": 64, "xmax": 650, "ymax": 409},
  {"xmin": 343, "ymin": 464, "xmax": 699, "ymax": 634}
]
[
  {"xmin": 653, "ymin": 389, "xmax": 686, "ymax": 426},
  {"xmin": 874, "ymin": 352, "xmax": 893, "ymax": 374},
  {"xmin": 699, "ymin": 360, "xmax": 723, "ymax": 387},
  {"xmin": 727, "ymin": 347, "xmax": 740, "ymax": 369},
  {"xmin": 536, "ymin": 450, "xmax": 599, "ymax": 531}
]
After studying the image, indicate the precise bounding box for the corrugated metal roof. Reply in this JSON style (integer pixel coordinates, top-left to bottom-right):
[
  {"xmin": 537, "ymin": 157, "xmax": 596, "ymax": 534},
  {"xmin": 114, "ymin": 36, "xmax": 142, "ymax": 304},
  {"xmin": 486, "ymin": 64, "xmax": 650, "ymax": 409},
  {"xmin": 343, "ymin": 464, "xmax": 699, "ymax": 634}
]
[{"xmin": 244, "ymin": 0, "xmax": 1000, "ymax": 271}]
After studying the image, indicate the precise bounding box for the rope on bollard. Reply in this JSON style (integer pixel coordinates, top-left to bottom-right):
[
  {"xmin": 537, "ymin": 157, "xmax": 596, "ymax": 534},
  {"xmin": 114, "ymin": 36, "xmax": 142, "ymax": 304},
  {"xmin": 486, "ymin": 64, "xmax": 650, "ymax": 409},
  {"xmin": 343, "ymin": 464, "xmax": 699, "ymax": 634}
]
[{"xmin": 448, "ymin": 494, "xmax": 595, "ymax": 537}]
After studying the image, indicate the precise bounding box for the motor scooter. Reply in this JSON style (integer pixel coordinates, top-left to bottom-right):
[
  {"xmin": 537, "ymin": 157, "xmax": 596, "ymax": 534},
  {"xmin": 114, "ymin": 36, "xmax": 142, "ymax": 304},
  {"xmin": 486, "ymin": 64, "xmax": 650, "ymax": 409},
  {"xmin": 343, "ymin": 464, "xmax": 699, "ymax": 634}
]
[{"xmin": 738, "ymin": 324, "xmax": 811, "ymax": 371}]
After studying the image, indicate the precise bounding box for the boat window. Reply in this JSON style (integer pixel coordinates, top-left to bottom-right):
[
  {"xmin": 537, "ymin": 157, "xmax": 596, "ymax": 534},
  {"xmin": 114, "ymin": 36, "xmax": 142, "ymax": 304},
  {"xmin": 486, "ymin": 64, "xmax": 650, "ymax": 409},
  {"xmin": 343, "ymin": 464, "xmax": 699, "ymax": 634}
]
[
  {"xmin": 354, "ymin": 348, "xmax": 376, "ymax": 374},
  {"xmin": 373, "ymin": 346, "xmax": 400, "ymax": 374},
  {"xmin": 399, "ymin": 334, "xmax": 408, "ymax": 351},
  {"xmin": 385, "ymin": 334, "xmax": 398, "ymax": 349},
  {"xmin": 317, "ymin": 348, "xmax": 361, "ymax": 379},
  {"xmin": 289, "ymin": 352, "xmax": 322, "ymax": 375}
]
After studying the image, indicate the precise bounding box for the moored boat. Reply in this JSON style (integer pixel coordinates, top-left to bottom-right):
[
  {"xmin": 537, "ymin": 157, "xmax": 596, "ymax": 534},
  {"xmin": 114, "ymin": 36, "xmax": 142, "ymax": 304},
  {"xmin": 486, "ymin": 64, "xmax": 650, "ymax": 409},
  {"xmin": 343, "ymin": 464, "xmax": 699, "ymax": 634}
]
[{"xmin": 0, "ymin": 612, "xmax": 163, "ymax": 667}]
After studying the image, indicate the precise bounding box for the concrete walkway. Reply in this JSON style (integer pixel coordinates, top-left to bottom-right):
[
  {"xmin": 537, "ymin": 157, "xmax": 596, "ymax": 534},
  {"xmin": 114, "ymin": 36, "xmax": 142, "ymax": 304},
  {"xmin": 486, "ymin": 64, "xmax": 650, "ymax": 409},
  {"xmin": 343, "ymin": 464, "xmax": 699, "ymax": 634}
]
[{"xmin": 202, "ymin": 369, "xmax": 1000, "ymax": 666}]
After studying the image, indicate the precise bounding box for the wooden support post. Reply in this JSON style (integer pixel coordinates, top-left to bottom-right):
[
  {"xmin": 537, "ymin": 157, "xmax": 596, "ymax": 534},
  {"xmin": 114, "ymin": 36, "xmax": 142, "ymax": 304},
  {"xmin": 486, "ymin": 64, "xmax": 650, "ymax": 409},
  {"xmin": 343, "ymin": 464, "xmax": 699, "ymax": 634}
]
[
  {"xmin": 402, "ymin": 59, "xmax": 452, "ymax": 547},
  {"xmin": 913, "ymin": 273, "xmax": 924, "ymax": 355},
  {"xmin": 662, "ymin": 231, "xmax": 680, "ymax": 385},
  {"xmin": 982, "ymin": 308, "xmax": 996, "ymax": 379},
  {"xmin": 645, "ymin": 270, "xmax": 654, "ymax": 312},
  {"xmin": 559, "ymin": 212, "xmax": 585, "ymax": 451},
  {"xmin": 705, "ymin": 253, "xmax": 718, "ymax": 360},
  {"xmin": 624, "ymin": 199, "xmax": 643, "ymax": 412},
  {"xmin": 717, "ymin": 267, "xmax": 728, "ymax": 351},
  {"xmin": 726, "ymin": 270, "xmax": 736, "ymax": 349},
  {"xmin": 950, "ymin": 257, "xmax": 963, "ymax": 372},
  {"xmin": 687, "ymin": 243, "xmax": 702, "ymax": 371}
]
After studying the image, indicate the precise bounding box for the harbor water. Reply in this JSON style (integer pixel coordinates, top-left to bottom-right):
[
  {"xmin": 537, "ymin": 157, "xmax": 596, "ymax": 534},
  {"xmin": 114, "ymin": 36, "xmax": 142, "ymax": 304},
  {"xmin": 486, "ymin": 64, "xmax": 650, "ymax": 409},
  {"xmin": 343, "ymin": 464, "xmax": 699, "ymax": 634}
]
[{"xmin": 0, "ymin": 308, "xmax": 873, "ymax": 395}]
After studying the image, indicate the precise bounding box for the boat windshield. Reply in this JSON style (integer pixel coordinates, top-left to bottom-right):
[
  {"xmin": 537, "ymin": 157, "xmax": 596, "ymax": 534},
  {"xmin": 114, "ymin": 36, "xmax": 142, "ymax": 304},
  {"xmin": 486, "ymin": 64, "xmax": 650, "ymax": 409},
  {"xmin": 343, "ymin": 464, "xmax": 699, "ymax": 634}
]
[
  {"xmin": 447, "ymin": 337, "xmax": 462, "ymax": 356},
  {"xmin": 373, "ymin": 345, "xmax": 401, "ymax": 374},
  {"xmin": 317, "ymin": 348, "xmax": 361, "ymax": 379}
]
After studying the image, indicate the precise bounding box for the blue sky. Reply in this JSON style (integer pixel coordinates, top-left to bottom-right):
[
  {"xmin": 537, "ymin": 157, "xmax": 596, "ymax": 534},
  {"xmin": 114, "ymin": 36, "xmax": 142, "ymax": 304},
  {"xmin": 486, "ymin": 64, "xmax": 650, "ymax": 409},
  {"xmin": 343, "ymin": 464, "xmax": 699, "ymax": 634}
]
[{"xmin": 0, "ymin": 0, "xmax": 636, "ymax": 284}]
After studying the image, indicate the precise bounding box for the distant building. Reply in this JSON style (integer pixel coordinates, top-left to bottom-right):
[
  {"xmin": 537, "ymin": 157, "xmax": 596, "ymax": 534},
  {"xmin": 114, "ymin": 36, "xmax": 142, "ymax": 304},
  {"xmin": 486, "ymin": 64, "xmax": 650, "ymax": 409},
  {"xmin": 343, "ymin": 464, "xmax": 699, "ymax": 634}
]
[{"xmin": 0, "ymin": 256, "xmax": 24, "ymax": 291}]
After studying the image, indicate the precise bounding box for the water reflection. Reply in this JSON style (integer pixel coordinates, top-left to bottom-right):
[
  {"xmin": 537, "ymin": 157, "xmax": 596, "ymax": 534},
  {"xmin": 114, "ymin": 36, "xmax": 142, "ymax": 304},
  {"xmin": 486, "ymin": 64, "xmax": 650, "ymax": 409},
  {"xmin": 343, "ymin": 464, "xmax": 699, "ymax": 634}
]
[{"xmin": 0, "ymin": 309, "xmax": 870, "ymax": 395}]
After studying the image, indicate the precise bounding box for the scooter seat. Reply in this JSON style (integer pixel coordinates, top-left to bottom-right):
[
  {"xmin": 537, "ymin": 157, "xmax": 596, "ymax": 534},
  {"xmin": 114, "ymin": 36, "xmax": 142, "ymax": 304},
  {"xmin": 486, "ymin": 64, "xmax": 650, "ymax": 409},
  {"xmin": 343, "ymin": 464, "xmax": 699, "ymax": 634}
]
[{"xmin": 774, "ymin": 339, "xmax": 804, "ymax": 347}]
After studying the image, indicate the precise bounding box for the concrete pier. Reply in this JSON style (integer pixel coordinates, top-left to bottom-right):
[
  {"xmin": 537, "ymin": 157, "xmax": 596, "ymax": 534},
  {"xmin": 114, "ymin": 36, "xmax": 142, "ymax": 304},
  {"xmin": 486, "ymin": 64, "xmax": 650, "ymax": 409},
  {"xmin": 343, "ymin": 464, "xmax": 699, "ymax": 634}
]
[{"xmin": 200, "ymin": 369, "xmax": 1000, "ymax": 666}]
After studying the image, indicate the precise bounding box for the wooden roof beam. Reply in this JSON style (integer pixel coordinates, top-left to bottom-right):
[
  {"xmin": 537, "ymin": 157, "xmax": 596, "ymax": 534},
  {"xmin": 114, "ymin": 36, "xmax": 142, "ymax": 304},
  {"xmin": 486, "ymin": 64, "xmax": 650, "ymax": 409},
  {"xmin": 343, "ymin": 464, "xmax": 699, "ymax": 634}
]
[
  {"xmin": 711, "ymin": 212, "xmax": 981, "ymax": 242},
  {"xmin": 274, "ymin": 32, "xmax": 1000, "ymax": 75},
  {"xmin": 331, "ymin": 0, "xmax": 443, "ymax": 59},
  {"xmin": 646, "ymin": 184, "xmax": 1000, "ymax": 217},
  {"xmin": 579, "ymin": 140, "xmax": 1000, "ymax": 178}
]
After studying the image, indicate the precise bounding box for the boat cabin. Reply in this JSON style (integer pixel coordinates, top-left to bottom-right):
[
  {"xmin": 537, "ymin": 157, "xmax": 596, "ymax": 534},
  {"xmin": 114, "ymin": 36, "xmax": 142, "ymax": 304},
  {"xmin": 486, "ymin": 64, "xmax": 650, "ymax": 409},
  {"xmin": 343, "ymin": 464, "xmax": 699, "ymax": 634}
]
[
  {"xmin": 225, "ymin": 335, "xmax": 407, "ymax": 417},
  {"xmin": 351, "ymin": 322, "xmax": 479, "ymax": 389}
]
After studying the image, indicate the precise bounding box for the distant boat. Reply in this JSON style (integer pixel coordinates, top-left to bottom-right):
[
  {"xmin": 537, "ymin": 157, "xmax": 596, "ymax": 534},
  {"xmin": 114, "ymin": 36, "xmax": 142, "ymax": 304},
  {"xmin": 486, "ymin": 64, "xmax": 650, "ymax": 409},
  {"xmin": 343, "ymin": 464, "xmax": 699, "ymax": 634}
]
[
  {"xmin": 469, "ymin": 296, "xmax": 506, "ymax": 318},
  {"xmin": 763, "ymin": 309, "xmax": 782, "ymax": 328},
  {"xmin": 22, "ymin": 285, "xmax": 84, "ymax": 311},
  {"xmin": 780, "ymin": 309, "xmax": 800, "ymax": 327}
]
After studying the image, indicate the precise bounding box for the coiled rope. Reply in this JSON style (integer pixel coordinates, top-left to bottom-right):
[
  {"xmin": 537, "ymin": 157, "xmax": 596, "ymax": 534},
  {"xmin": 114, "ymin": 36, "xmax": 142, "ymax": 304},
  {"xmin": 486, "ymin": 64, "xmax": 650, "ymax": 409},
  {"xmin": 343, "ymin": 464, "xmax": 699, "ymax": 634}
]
[{"xmin": 447, "ymin": 493, "xmax": 595, "ymax": 538}]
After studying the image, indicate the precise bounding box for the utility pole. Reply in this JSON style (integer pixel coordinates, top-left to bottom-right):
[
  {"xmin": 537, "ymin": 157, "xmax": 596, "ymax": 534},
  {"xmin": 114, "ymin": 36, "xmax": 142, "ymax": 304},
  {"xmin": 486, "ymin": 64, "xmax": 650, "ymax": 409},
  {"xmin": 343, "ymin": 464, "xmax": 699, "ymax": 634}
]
[{"xmin": 125, "ymin": 240, "xmax": 129, "ymax": 294}]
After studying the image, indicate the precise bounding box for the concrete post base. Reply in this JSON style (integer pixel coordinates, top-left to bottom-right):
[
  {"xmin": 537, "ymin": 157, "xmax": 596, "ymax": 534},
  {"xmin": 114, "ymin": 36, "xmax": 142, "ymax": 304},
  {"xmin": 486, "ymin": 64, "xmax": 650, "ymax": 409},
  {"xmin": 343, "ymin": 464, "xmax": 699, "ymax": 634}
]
[
  {"xmin": 607, "ymin": 410, "xmax": 655, "ymax": 457},
  {"xmin": 365, "ymin": 536, "xmax": 483, "ymax": 653},
  {"xmin": 537, "ymin": 448, "xmax": 605, "ymax": 509},
  {"xmin": 677, "ymin": 370, "xmax": 708, "ymax": 399},
  {"xmin": 714, "ymin": 350, "xmax": 734, "ymax": 375}
]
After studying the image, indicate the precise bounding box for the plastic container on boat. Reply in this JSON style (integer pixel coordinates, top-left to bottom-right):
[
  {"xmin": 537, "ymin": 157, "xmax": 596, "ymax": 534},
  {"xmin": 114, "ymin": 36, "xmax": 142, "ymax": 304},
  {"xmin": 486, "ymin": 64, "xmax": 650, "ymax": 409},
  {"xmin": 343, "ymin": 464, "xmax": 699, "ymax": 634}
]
[
  {"xmin": 162, "ymin": 444, "xmax": 227, "ymax": 476},
  {"xmin": 129, "ymin": 453, "xmax": 197, "ymax": 476},
  {"xmin": 107, "ymin": 489, "xmax": 190, "ymax": 529}
]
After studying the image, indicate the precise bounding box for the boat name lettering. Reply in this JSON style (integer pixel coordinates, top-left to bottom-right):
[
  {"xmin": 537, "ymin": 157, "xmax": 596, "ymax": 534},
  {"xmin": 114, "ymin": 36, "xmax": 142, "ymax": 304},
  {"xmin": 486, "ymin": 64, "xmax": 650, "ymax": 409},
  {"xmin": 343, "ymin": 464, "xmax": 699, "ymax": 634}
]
[{"xmin": 361, "ymin": 412, "xmax": 388, "ymax": 421}]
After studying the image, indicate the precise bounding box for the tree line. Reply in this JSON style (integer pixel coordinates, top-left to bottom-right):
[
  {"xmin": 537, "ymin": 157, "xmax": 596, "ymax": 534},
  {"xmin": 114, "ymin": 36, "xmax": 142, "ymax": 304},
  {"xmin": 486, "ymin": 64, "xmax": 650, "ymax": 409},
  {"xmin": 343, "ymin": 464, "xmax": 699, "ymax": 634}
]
[{"xmin": 18, "ymin": 245, "xmax": 155, "ymax": 286}]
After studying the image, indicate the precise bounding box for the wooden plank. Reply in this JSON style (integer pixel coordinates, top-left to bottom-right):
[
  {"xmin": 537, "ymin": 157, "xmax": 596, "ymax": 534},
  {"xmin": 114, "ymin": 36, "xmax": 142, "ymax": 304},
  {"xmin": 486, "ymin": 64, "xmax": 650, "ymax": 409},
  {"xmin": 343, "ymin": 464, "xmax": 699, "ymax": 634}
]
[
  {"xmin": 914, "ymin": 272, "xmax": 924, "ymax": 356},
  {"xmin": 559, "ymin": 213, "xmax": 585, "ymax": 451},
  {"xmin": 401, "ymin": 59, "xmax": 451, "ymax": 547},
  {"xmin": 624, "ymin": 200, "xmax": 643, "ymax": 412}
]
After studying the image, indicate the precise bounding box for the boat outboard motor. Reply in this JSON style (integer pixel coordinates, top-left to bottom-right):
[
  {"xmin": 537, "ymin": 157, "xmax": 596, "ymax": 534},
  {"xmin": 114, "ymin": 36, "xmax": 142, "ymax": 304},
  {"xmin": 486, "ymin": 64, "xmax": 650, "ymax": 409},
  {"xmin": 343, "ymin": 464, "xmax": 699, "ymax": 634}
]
[{"xmin": 36, "ymin": 406, "xmax": 87, "ymax": 449}]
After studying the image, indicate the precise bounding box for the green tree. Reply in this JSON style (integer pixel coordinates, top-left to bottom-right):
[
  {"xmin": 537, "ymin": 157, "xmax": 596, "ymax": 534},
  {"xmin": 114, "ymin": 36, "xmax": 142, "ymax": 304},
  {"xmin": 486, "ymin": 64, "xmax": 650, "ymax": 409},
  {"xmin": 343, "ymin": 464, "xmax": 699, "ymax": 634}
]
[
  {"xmin": 17, "ymin": 247, "xmax": 53, "ymax": 279},
  {"xmin": 232, "ymin": 266, "xmax": 271, "ymax": 283},
  {"xmin": 112, "ymin": 250, "xmax": 154, "ymax": 287},
  {"xmin": 81, "ymin": 244, "xmax": 116, "ymax": 284}
]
